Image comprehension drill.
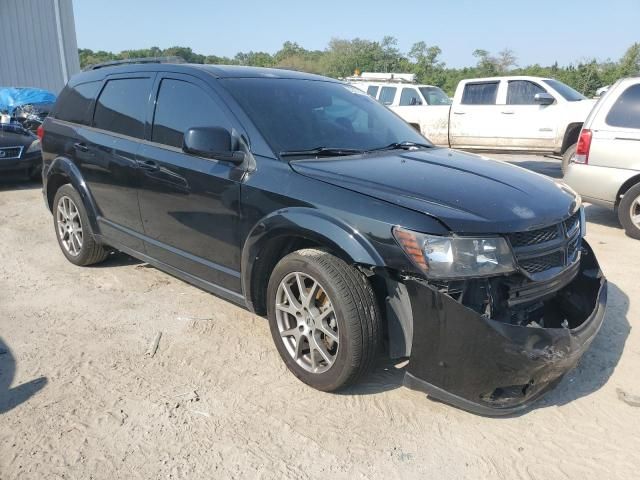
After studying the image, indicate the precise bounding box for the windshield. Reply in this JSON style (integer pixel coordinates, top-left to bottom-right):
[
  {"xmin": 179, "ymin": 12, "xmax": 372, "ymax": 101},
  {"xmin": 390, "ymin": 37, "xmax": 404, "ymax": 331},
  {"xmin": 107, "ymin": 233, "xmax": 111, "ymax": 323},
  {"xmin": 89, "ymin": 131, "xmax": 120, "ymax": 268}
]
[
  {"xmin": 419, "ymin": 87, "xmax": 452, "ymax": 105},
  {"xmin": 222, "ymin": 78, "xmax": 429, "ymax": 155},
  {"xmin": 542, "ymin": 79, "xmax": 586, "ymax": 102}
]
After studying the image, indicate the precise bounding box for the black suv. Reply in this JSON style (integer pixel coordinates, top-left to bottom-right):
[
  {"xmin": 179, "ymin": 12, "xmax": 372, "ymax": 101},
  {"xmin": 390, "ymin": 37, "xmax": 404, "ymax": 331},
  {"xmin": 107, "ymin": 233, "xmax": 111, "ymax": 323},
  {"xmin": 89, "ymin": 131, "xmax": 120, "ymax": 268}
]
[{"xmin": 41, "ymin": 61, "xmax": 607, "ymax": 415}]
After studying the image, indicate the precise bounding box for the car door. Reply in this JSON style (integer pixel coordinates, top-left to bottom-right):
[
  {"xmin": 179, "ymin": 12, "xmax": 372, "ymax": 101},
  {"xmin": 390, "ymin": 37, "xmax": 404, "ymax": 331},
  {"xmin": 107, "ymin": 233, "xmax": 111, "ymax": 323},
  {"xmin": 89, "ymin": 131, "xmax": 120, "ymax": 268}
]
[
  {"xmin": 449, "ymin": 80, "xmax": 501, "ymax": 148},
  {"xmin": 136, "ymin": 73, "xmax": 245, "ymax": 293},
  {"xmin": 392, "ymin": 86, "xmax": 449, "ymax": 145},
  {"xmin": 499, "ymin": 79, "xmax": 558, "ymax": 150},
  {"xmin": 81, "ymin": 74, "xmax": 154, "ymax": 251},
  {"xmin": 589, "ymin": 82, "xmax": 640, "ymax": 172}
]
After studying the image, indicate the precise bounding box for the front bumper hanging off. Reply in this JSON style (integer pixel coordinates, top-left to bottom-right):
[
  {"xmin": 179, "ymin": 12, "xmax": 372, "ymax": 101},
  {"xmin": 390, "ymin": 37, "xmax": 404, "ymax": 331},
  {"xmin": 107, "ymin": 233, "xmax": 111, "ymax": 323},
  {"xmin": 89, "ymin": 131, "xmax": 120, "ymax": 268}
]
[{"xmin": 402, "ymin": 239, "xmax": 607, "ymax": 416}]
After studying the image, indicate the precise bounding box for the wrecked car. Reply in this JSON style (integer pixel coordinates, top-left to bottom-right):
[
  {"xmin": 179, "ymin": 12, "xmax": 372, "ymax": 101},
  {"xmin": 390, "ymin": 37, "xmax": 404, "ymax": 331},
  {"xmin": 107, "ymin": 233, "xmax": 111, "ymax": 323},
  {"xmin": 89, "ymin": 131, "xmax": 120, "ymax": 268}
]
[{"xmin": 40, "ymin": 60, "xmax": 606, "ymax": 415}]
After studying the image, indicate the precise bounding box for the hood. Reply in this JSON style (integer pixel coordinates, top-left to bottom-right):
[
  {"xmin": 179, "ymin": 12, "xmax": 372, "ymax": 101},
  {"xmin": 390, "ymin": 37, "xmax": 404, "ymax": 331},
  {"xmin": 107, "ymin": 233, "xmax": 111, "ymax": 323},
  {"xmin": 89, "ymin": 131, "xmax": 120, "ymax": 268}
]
[
  {"xmin": 0, "ymin": 125, "xmax": 36, "ymax": 148},
  {"xmin": 290, "ymin": 148, "xmax": 580, "ymax": 234}
]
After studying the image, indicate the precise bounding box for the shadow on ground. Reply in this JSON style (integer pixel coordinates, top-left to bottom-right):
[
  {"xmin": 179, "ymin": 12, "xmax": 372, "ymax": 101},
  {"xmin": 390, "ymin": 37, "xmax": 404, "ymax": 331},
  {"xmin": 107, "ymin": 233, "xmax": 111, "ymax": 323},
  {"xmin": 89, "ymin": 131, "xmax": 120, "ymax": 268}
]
[
  {"xmin": 585, "ymin": 204, "xmax": 623, "ymax": 230},
  {"xmin": 0, "ymin": 176, "xmax": 41, "ymax": 192},
  {"xmin": 0, "ymin": 337, "xmax": 47, "ymax": 414}
]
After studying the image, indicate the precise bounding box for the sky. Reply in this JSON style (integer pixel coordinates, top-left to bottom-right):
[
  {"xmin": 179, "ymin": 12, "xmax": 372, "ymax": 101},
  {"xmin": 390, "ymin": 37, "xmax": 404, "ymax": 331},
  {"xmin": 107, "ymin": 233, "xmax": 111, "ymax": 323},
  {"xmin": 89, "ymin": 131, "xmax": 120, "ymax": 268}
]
[{"xmin": 72, "ymin": 0, "xmax": 640, "ymax": 68}]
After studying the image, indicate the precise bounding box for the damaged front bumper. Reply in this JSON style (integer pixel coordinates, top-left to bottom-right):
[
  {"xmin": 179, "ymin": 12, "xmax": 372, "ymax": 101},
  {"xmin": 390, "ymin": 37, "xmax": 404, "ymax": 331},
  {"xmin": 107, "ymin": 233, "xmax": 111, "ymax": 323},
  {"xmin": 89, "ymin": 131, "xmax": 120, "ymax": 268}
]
[{"xmin": 399, "ymin": 239, "xmax": 607, "ymax": 415}]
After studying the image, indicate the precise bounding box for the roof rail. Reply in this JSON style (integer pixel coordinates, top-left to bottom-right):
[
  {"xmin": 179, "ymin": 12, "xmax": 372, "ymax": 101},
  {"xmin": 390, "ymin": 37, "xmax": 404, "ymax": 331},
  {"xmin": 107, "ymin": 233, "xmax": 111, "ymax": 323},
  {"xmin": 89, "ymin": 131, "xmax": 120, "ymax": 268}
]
[{"xmin": 84, "ymin": 56, "xmax": 186, "ymax": 71}]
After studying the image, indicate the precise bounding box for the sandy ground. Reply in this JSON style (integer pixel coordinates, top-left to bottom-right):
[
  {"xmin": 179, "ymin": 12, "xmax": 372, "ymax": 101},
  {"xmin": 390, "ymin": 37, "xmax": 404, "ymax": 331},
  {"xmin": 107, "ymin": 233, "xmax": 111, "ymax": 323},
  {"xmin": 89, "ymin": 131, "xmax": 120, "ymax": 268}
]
[{"xmin": 1, "ymin": 156, "xmax": 639, "ymax": 479}]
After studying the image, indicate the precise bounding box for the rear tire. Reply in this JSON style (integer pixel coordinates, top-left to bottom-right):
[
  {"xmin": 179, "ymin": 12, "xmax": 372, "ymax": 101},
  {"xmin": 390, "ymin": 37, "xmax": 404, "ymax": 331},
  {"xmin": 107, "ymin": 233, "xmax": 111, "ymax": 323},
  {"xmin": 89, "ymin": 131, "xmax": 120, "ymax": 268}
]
[
  {"xmin": 618, "ymin": 183, "xmax": 640, "ymax": 240},
  {"xmin": 53, "ymin": 184, "xmax": 110, "ymax": 266},
  {"xmin": 561, "ymin": 143, "xmax": 576, "ymax": 176},
  {"xmin": 266, "ymin": 249, "xmax": 381, "ymax": 392}
]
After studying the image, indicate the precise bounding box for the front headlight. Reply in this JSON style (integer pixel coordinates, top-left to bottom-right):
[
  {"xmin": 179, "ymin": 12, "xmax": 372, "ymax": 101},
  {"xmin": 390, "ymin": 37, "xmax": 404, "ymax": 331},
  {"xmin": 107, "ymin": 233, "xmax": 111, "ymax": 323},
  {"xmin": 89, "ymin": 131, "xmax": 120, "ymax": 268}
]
[
  {"xmin": 25, "ymin": 139, "xmax": 41, "ymax": 154},
  {"xmin": 393, "ymin": 227, "xmax": 516, "ymax": 279}
]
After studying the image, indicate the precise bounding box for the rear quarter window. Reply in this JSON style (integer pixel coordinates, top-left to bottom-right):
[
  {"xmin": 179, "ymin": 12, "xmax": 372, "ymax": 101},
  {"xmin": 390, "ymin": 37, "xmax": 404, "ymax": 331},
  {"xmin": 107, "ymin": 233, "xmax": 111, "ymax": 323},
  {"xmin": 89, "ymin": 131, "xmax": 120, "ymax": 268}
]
[
  {"xmin": 53, "ymin": 81, "xmax": 101, "ymax": 125},
  {"xmin": 366, "ymin": 85, "xmax": 379, "ymax": 98},
  {"xmin": 605, "ymin": 83, "xmax": 640, "ymax": 129},
  {"xmin": 93, "ymin": 77, "xmax": 152, "ymax": 138},
  {"xmin": 461, "ymin": 82, "xmax": 499, "ymax": 105}
]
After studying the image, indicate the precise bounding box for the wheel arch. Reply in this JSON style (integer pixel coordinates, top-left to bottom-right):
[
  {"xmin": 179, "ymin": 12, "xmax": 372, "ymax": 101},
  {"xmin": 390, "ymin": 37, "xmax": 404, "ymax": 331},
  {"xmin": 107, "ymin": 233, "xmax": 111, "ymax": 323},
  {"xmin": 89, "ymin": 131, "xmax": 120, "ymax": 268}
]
[
  {"xmin": 241, "ymin": 208, "xmax": 385, "ymax": 315},
  {"xmin": 45, "ymin": 156, "xmax": 100, "ymax": 233},
  {"xmin": 615, "ymin": 173, "xmax": 640, "ymax": 207},
  {"xmin": 560, "ymin": 122, "xmax": 583, "ymax": 154}
]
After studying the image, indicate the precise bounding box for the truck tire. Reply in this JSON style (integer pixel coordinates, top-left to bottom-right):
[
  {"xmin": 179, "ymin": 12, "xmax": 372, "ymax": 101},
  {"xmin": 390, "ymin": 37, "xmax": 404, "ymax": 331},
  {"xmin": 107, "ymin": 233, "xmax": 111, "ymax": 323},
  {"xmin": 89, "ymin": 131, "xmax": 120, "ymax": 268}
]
[
  {"xmin": 561, "ymin": 143, "xmax": 576, "ymax": 176},
  {"xmin": 53, "ymin": 184, "xmax": 110, "ymax": 266},
  {"xmin": 266, "ymin": 248, "xmax": 381, "ymax": 392},
  {"xmin": 618, "ymin": 183, "xmax": 640, "ymax": 240}
]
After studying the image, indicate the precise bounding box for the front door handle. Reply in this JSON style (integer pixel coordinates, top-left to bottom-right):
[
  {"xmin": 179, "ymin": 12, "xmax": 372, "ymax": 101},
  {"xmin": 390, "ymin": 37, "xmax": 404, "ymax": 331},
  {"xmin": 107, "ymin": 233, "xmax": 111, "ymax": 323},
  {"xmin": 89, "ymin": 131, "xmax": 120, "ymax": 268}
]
[
  {"xmin": 501, "ymin": 111, "xmax": 515, "ymax": 114},
  {"xmin": 73, "ymin": 142, "xmax": 89, "ymax": 152},
  {"xmin": 137, "ymin": 159, "xmax": 159, "ymax": 172},
  {"xmin": 452, "ymin": 111, "xmax": 466, "ymax": 115}
]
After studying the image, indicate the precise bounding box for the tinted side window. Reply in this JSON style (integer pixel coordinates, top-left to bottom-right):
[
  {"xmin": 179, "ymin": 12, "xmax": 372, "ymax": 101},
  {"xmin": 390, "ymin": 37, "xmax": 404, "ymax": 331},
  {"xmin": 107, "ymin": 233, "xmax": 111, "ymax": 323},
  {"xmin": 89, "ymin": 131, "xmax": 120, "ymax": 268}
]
[
  {"xmin": 54, "ymin": 81, "xmax": 101, "ymax": 125},
  {"xmin": 399, "ymin": 88, "xmax": 422, "ymax": 106},
  {"xmin": 606, "ymin": 83, "xmax": 640, "ymax": 129},
  {"xmin": 93, "ymin": 78, "xmax": 151, "ymax": 138},
  {"xmin": 507, "ymin": 80, "xmax": 546, "ymax": 105},
  {"xmin": 461, "ymin": 82, "xmax": 498, "ymax": 105},
  {"xmin": 152, "ymin": 79, "xmax": 228, "ymax": 149},
  {"xmin": 366, "ymin": 85, "xmax": 379, "ymax": 98},
  {"xmin": 379, "ymin": 86, "xmax": 397, "ymax": 105}
]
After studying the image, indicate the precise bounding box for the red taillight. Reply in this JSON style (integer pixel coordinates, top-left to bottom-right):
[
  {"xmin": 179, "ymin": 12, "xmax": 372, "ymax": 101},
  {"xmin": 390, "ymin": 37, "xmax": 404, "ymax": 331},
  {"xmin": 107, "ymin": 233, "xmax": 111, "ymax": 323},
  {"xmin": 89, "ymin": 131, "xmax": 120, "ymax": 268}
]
[
  {"xmin": 36, "ymin": 125, "xmax": 44, "ymax": 141},
  {"xmin": 574, "ymin": 129, "xmax": 592, "ymax": 164}
]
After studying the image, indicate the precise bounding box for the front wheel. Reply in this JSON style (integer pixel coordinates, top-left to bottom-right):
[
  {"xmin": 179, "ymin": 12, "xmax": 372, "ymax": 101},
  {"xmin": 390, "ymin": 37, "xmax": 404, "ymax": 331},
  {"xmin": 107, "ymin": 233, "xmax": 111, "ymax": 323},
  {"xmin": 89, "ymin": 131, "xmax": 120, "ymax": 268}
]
[
  {"xmin": 618, "ymin": 183, "xmax": 640, "ymax": 240},
  {"xmin": 561, "ymin": 143, "xmax": 576, "ymax": 176},
  {"xmin": 267, "ymin": 249, "xmax": 381, "ymax": 392}
]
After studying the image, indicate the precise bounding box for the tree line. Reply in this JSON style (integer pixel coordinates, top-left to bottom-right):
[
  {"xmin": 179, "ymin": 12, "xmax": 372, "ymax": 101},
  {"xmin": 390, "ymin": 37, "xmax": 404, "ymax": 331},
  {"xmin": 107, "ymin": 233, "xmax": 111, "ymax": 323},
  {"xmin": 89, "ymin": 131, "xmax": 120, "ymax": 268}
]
[{"xmin": 79, "ymin": 38, "xmax": 640, "ymax": 97}]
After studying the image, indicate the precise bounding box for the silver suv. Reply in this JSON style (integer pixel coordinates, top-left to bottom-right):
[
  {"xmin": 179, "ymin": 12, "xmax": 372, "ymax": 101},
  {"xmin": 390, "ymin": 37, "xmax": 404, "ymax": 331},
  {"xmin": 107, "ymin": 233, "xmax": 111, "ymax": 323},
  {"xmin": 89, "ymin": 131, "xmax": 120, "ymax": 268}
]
[{"xmin": 564, "ymin": 76, "xmax": 640, "ymax": 239}]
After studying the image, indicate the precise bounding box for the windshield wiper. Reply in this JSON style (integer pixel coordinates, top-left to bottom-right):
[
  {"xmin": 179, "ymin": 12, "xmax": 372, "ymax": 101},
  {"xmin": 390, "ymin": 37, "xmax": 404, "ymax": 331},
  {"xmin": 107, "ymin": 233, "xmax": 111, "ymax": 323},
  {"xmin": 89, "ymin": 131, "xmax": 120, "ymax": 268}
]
[
  {"xmin": 279, "ymin": 147, "xmax": 364, "ymax": 158},
  {"xmin": 365, "ymin": 141, "xmax": 432, "ymax": 153}
]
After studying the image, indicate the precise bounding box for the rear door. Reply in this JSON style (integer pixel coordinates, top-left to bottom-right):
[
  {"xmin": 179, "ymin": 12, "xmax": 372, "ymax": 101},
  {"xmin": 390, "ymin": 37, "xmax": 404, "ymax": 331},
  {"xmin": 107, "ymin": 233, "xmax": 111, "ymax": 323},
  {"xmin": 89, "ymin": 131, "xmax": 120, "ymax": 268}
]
[
  {"xmin": 82, "ymin": 74, "xmax": 153, "ymax": 251},
  {"xmin": 449, "ymin": 80, "xmax": 501, "ymax": 148},
  {"xmin": 136, "ymin": 73, "xmax": 245, "ymax": 293},
  {"xmin": 499, "ymin": 79, "xmax": 558, "ymax": 150},
  {"xmin": 589, "ymin": 81, "xmax": 640, "ymax": 171},
  {"xmin": 392, "ymin": 86, "xmax": 449, "ymax": 145}
]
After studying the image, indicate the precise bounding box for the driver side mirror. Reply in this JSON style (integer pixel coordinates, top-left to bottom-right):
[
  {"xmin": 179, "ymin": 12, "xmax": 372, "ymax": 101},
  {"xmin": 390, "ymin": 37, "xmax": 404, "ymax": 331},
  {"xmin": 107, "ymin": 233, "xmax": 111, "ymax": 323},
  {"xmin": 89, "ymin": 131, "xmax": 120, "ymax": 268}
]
[
  {"xmin": 534, "ymin": 93, "xmax": 555, "ymax": 105},
  {"xmin": 183, "ymin": 126, "xmax": 245, "ymax": 164}
]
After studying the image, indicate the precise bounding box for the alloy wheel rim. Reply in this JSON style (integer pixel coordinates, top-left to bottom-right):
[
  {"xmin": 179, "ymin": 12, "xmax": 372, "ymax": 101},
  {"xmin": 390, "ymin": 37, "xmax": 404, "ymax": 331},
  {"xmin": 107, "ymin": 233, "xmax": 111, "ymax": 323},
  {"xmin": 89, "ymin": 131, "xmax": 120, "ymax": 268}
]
[
  {"xmin": 275, "ymin": 272, "xmax": 339, "ymax": 374},
  {"xmin": 56, "ymin": 196, "xmax": 83, "ymax": 256},
  {"xmin": 631, "ymin": 195, "xmax": 640, "ymax": 229}
]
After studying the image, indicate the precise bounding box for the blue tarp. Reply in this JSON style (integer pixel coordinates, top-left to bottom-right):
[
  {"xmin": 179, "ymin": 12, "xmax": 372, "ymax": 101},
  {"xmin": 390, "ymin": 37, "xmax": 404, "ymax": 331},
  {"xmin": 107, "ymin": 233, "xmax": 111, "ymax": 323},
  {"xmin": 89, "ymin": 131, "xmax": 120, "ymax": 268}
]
[{"xmin": 0, "ymin": 87, "xmax": 57, "ymax": 114}]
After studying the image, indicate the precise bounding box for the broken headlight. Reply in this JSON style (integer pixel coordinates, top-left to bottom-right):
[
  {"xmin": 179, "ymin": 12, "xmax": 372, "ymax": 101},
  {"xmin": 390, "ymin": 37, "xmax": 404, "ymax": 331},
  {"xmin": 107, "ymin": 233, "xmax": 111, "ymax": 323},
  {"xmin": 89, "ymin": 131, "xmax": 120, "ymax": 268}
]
[{"xmin": 393, "ymin": 227, "xmax": 516, "ymax": 279}]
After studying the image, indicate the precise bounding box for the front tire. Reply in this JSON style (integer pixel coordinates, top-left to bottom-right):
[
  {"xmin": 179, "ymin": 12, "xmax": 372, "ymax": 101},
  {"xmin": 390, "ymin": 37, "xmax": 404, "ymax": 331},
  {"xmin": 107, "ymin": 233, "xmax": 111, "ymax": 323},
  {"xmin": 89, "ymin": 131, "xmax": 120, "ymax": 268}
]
[
  {"xmin": 53, "ymin": 184, "xmax": 110, "ymax": 266},
  {"xmin": 561, "ymin": 143, "xmax": 576, "ymax": 176},
  {"xmin": 267, "ymin": 249, "xmax": 381, "ymax": 392},
  {"xmin": 618, "ymin": 183, "xmax": 640, "ymax": 240}
]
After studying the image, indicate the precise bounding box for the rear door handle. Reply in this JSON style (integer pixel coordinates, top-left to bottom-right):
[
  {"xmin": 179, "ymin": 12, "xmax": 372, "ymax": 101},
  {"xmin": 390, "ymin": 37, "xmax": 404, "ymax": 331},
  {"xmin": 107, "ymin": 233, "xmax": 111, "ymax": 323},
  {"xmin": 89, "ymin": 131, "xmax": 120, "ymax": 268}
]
[
  {"xmin": 73, "ymin": 142, "xmax": 89, "ymax": 152},
  {"xmin": 452, "ymin": 111, "xmax": 466, "ymax": 115},
  {"xmin": 137, "ymin": 159, "xmax": 159, "ymax": 172},
  {"xmin": 501, "ymin": 111, "xmax": 515, "ymax": 114}
]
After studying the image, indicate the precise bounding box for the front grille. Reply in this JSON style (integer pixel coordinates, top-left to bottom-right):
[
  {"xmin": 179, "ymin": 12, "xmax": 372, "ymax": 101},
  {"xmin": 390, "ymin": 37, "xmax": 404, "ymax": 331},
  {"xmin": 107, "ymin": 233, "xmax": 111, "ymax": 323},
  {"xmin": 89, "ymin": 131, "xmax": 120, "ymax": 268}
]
[
  {"xmin": 508, "ymin": 212, "xmax": 582, "ymax": 277},
  {"xmin": 0, "ymin": 146, "xmax": 23, "ymax": 159},
  {"xmin": 519, "ymin": 251, "xmax": 564, "ymax": 274},
  {"xmin": 509, "ymin": 225, "xmax": 559, "ymax": 247}
]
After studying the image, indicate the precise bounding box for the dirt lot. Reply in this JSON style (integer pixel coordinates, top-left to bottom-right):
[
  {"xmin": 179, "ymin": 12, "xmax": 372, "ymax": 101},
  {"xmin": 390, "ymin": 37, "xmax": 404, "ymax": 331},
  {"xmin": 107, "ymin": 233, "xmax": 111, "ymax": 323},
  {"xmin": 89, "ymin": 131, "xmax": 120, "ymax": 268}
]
[{"xmin": 1, "ymin": 156, "xmax": 639, "ymax": 479}]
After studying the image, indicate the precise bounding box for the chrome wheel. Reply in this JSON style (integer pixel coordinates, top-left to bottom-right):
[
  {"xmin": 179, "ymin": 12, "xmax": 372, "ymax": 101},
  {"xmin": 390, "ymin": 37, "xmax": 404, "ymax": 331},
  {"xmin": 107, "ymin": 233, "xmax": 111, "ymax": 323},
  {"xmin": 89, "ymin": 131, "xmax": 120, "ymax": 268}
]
[
  {"xmin": 631, "ymin": 195, "xmax": 640, "ymax": 229},
  {"xmin": 275, "ymin": 272, "xmax": 339, "ymax": 374},
  {"xmin": 56, "ymin": 195, "xmax": 83, "ymax": 256}
]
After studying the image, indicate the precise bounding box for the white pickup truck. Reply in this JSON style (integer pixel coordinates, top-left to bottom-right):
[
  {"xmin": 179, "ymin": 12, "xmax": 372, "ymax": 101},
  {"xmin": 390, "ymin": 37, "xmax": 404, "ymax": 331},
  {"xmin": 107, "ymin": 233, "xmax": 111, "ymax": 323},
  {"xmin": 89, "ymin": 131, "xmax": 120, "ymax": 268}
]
[{"xmin": 350, "ymin": 75, "xmax": 596, "ymax": 166}]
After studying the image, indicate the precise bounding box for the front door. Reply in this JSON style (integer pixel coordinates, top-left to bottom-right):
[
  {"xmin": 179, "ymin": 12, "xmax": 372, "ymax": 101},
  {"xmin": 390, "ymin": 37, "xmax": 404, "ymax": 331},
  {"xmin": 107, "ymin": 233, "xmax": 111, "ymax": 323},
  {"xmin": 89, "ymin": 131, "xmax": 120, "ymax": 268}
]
[
  {"xmin": 136, "ymin": 74, "xmax": 245, "ymax": 293},
  {"xmin": 449, "ymin": 80, "xmax": 502, "ymax": 149}
]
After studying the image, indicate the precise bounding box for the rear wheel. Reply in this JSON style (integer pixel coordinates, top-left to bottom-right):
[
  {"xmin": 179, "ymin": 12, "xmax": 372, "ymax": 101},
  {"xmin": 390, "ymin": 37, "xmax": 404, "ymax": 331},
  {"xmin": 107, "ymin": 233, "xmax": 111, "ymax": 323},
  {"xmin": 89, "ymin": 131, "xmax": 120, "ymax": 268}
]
[
  {"xmin": 561, "ymin": 143, "xmax": 576, "ymax": 176},
  {"xmin": 618, "ymin": 183, "xmax": 640, "ymax": 240},
  {"xmin": 267, "ymin": 249, "xmax": 381, "ymax": 392},
  {"xmin": 53, "ymin": 184, "xmax": 110, "ymax": 266}
]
